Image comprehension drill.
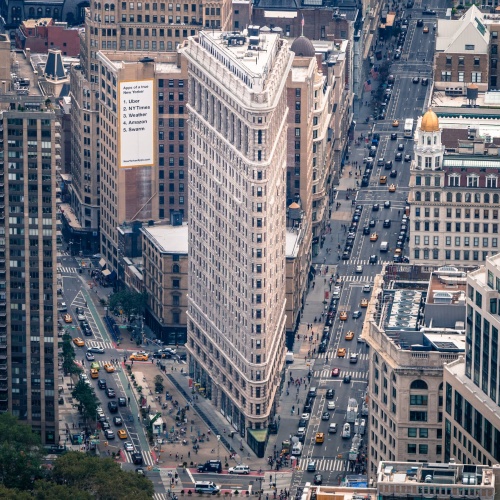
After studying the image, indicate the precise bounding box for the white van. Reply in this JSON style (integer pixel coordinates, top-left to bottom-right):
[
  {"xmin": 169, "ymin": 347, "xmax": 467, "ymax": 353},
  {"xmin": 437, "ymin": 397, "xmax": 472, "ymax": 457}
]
[
  {"xmin": 195, "ymin": 482, "xmax": 220, "ymax": 495},
  {"xmin": 380, "ymin": 241, "xmax": 389, "ymax": 252},
  {"xmin": 291, "ymin": 442, "xmax": 303, "ymax": 456},
  {"xmin": 360, "ymin": 419, "xmax": 366, "ymax": 435},
  {"xmin": 342, "ymin": 423, "xmax": 351, "ymax": 439}
]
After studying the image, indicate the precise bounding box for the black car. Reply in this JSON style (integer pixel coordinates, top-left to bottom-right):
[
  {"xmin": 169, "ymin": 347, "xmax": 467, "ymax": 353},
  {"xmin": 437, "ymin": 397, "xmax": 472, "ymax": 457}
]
[
  {"xmin": 343, "ymin": 375, "xmax": 352, "ymax": 383},
  {"xmin": 404, "ymin": 154, "xmax": 412, "ymax": 162},
  {"xmin": 355, "ymin": 205, "xmax": 363, "ymax": 212},
  {"xmin": 395, "ymin": 152, "xmax": 402, "ymax": 162},
  {"xmin": 377, "ymin": 158, "xmax": 385, "ymax": 167},
  {"xmin": 118, "ymin": 397, "xmax": 127, "ymax": 407},
  {"xmin": 421, "ymin": 78, "xmax": 429, "ymax": 86},
  {"xmin": 369, "ymin": 219, "xmax": 376, "ymax": 228},
  {"xmin": 383, "ymin": 219, "xmax": 391, "ymax": 228},
  {"xmin": 131, "ymin": 452, "xmax": 143, "ymax": 465},
  {"xmin": 318, "ymin": 341, "xmax": 327, "ymax": 353},
  {"xmin": 384, "ymin": 201, "xmax": 391, "ymax": 209},
  {"xmin": 412, "ymin": 76, "xmax": 420, "ymax": 84},
  {"xmin": 342, "ymin": 252, "xmax": 350, "ymax": 260},
  {"xmin": 391, "ymin": 132, "xmax": 397, "ymax": 140},
  {"xmin": 385, "ymin": 161, "xmax": 393, "ymax": 170},
  {"xmin": 83, "ymin": 325, "xmax": 92, "ymax": 336},
  {"xmin": 417, "ymin": 18, "xmax": 423, "ymax": 26},
  {"xmin": 326, "ymin": 389, "xmax": 335, "ymax": 399},
  {"xmin": 372, "ymin": 203, "xmax": 380, "ymax": 211},
  {"xmin": 369, "ymin": 255, "xmax": 378, "ymax": 264},
  {"xmin": 363, "ymin": 226, "xmax": 370, "ymax": 235},
  {"xmin": 314, "ymin": 474, "xmax": 323, "ymax": 485},
  {"xmin": 423, "ymin": 8, "xmax": 436, "ymax": 15},
  {"xmin": 361, "ymin": 176, "xmax": 369, "ymax": 187},
  {"xmin": 393, "ymin": 51, "xmax": 401, "ymax": 60},
  {"xmin": 108, "ymin": 401, "xmax": 118, "ymax": 413},
  {"xmin": 304, "ymin": 399, "xmax": 313, "ymax": 412},
  {"xmin": 105, "ymin": 387, "xmax": 116, "ymax": 398},
  {"xmin": 113, "ymin": 416, "xmax": 123, "ymax": 426},
  {"xmin": 98, "ymin": 379, "xmax": 107, "ymax": 389},
  {"xmin": 390, "ymin": 169, "xmax": 398, "ymax": 178},
  {"xmin": 352, "ymin": 214, "xmax": 360, "ymax": 223},
  {"xmin": 398, "ymin": 143, "xmax": 404, "ymax": 151}
]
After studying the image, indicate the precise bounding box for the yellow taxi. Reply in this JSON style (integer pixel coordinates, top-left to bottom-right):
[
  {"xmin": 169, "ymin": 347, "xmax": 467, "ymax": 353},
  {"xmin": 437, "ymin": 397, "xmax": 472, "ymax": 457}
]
[
  {"xmin": 63, "ymin": 314, "xmax": 73, "ymax": 323},
  {"xmin": 370, "ymin": 233, "xmax": 378, "ymax": 242},
  {"xmin": 337, "ymin": 348, "xmax": 346, "ymax": 357},
  {"xmin": 345, "ymin": 331, "xmax": 354, "ymax": 341},
  {"xmin": 117, "ymin": 429, "xmax": 128, "ymax": 439},
  {"xmin": 389, "ymin": 184, "xmax": 396, "ymax": 192},
  {"xmin": 392, "ymin": 119, "xmax": 399, "ymax": 127},
  {"xmin": 395, "ymin": 248, "xmax": 402, "ymax": 255},
  {"xmin": 379, "ymin": 176, "xmax": 387, "ymax": 185},
  {"xmin": 315, "ymin": 432, "xmax": 325, "ymax": 444},
  {"xmin": 423, "ymin": 26, "xmax": 429, "ymax": 33},
  {"xmin": 90, "ymin": 368, "xmax": 99, "ymax": 379},
  {"xmin": 129, "ymin": 351, "xmax": 149, "ymax": 361},
  {"xmin": 104, "ymin": 363, "xmax": 115, "ymax": 373},
  {"xmin": 73, "ymin": 337, "xmax": 85, "ymax": 347},
  {"xmin": 339, "ymin": 311, "xmax": 348, "ymax": 321},
  {"xmin": 360, "ymin": 298, "xmax": 369, "ymax": 308}
]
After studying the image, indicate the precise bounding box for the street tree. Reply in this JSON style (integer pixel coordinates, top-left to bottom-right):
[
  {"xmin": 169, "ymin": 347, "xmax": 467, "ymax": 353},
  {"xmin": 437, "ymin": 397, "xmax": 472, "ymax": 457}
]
[
  {"xmin": 108, "ymin": 289, "xmax": 146, "ymax": 322},
  {"xmin": 61, "ymin": 333, "xmax": 79, "ymax": 376},
  {"xmin": 52, "ymin": 452, "xmax": 154, "ymax": 499},
  {"xmin": 32, "ymin": 480, "xmax": 93, "ymax": 500},
  {"xmin": 0, "ymin": 413, "xmax": 44, "ymax": 490},
  {"xmin": 154, "ymin": 375, "xmax": 164, "ymax": 393},
  {"xmin": 71, "ymin": 380, "xmax": 100, "ymax": 424}
]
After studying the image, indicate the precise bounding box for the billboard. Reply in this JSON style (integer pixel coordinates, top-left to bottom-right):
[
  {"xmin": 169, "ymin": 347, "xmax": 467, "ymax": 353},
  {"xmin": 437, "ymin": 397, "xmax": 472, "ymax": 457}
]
[{"xmin": 119, "ymin": 80, "xmax": 154, "ymax": 168}]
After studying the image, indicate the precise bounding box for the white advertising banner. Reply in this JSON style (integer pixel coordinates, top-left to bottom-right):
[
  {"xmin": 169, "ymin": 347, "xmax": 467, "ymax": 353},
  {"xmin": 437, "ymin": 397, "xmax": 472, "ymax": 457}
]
[{"xmin": 119, "ymin": 80, "xmax": 154, "ymax": 168}]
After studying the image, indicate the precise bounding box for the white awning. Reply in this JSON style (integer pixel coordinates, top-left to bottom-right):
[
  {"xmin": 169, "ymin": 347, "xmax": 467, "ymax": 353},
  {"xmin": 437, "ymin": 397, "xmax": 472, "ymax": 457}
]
[
  {"xmin": 102, "ymin": 269, "xmax": 111, "ymax": 277},
  {"xmin": 99, "ymin": 258, "xmax": 106, "ymax": 268},
  {"xmin": 264, "ymin": 10, "xmax": 297, "ymax": 18}
]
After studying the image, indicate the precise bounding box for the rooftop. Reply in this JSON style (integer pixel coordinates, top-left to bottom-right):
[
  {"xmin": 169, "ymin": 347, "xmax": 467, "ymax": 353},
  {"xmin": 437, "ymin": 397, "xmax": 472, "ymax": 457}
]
[
  {"xmin": 141, "ymin": 223, "xmax": 188, "ymax": 254},
  {"xmin": 377, "ymin": 461, "xmax": 496, "ymax": 489},
  {"xmin": 196, "ymin": 29, "xmax": 281, "ymax": 90},
  {"xmin": 426, "ymin": 268, "xmax": 467, "ymax": 305}
]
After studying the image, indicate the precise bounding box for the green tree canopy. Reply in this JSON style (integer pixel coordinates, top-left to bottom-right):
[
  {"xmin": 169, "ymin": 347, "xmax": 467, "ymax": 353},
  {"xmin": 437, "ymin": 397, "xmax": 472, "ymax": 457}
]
[
  {"xmin": 52, "ymin": 452, "xmax": 154, "ymax": 499},
  {"xmin": 0, "ymin": 484, "xmax": 33, "ymax": 499},
  {"xmin": 61, "ymin": 333, "xmax": 79, "ymax": 376},
  {"xmin": 108, "ymin": 290, "xmax": 146, "ymax": 322},
  {"xmin": 33, "ymin": 480, "xmax": 93, "ymax": 500},
  {"xmin": 0, "ymin": 413, "xmax": 44, "ymax": 490},
  {"xmin": 71, "ymin": 381, "xmax": 100, "ymax": 423}
]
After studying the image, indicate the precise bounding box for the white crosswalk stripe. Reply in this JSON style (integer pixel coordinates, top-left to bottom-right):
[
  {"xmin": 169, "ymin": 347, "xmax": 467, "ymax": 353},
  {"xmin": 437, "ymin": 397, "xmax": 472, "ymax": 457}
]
[
  {"xmin": 316, "ymin": 351, "xmax": 369, "ymax": 361},
  {"xmin": 339, "ymin": 258, "xmax": 392, "ymax": 266},
  {"xmin": 298, "ymin": 458, "xmax": 348, "ymax": 472},
  {"xmin": 57, "ymin": 266, "xmax": 79, "ymax": 274},
  {"xmin": 314, "ymin": 369, "xmax": 369, "ymax": 379},
  {"xmin": 87, "ymin": 340, "xmax": 114, "ymax": 350},
  {"xmin": 122, "ymin": 449, "xmax": 155, "ymax": 466}
]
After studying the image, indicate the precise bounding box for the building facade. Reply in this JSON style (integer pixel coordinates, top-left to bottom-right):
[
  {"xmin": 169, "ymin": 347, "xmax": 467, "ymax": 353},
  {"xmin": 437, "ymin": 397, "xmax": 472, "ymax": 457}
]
[
  {"xmin": 443, "ymin": 252, "xmax": 500, "ymax": 466},
  {"xmin": 408, "ymin": 109, "xmax": 500, "ymax": 267},
  {"xmin": 182, "ymin": 30, "xmax": 293, "ymax": 452},
  {"xmin": 0, "ymin": 93, "xmax": 60, "ymax": 443},
  {"xmin": 141, "ymin": 222, "xmax": 188, "ymax": 345},
  {"xmin": 364, "ymin": 266, "xmax": 466, "ymax": 476}
]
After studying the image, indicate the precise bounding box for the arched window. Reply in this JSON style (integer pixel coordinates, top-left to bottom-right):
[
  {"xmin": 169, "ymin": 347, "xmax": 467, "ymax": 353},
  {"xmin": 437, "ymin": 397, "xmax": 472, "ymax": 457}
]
[
  {"xmin": 29, "ymin": 7, "xmax": 35, "ymax": 16},
  {"xmin": 484, "ymin": 193, "xmax": 490, "ymax": 203},
  {"xmin": 172, "ymin": 264, "xmax": 180, "ymax": 273},
  {"xmin": 456, "ymin": 193, "xmax": 462, "ymax": 202},
  {"xmin": 446, "ymin": 192, "xmax": 452, "ymax": 202},
  {"xmin": 382, "ymin": 363, "xmax": 388, "ymax": 373},
  {"xmin": 415, "ymin": 191, "xmax": 421, "ymax": 202},
  {"xmin": 53, "ymin": 7, "xmax": 59, "ymax": 19},
  {"xmin": 474, "ymin": 193, "xmax": 480, "ymax": 203},
  {"xmin": 46, "ymin": 7, "xmax": 51, "ymax": 16},
  {"xmin": 425, "ymin": 192, "xmax": 431, "ymax": 202},
  {"xmin": 434, "ymin": 192, "xmax": 440, "ymax": 202},
  {"xmin": 37, "ymin": 7, "xmax": 43, "ymax": 17},
  {"xmin": 434, "ymin": 136, "xmax": 437, "ymax": 144},
  {"xmin": 105, "ymin": 3, "xmax": 109, "ymax": 10},
  {"xmin": 410, "ymin": 380, "xmax": 428, "ymax": 390},
  {"xmin": 465, "ymin": 193, "xmax": 471, "ymax": 203},
  {"xmin": 111, "ymin": 4, "xmax": 115, "ymax": 10},
  {"xmin": 494, "ymin": 194, "xmax": 499, "ymax": 204},
  {"xmin": 427, "ymin": 136, "xmax": 431, "ymax": 145}
]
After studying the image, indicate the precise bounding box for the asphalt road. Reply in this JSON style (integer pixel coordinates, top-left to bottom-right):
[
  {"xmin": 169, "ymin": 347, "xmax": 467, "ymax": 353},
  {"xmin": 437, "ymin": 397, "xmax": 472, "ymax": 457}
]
[{"xmin": 289, "ymin": 1, "xmax": 449, "ymax": 488}]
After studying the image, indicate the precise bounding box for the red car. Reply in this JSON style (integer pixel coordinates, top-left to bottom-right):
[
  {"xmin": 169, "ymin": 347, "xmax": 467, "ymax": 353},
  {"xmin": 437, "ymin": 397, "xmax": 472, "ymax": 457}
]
[{"xmin": 331, "ymin": 368, "xmax": 340, "ymax": 377}]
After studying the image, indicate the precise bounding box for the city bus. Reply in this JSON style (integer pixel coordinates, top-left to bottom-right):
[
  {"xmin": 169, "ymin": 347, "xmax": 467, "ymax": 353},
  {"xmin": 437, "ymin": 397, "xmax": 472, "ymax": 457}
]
[{"xmin": 404, "ymin": 118, "xmax": 414, "ymax": 138}]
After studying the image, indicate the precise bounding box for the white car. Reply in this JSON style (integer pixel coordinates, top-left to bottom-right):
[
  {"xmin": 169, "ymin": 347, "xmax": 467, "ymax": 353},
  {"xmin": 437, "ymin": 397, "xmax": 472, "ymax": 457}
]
[
  {"xmin": 123, "ymin": 442, "xmax": 134, "ymax": 452},
  {"xmin": 77, "ymin": 313, "xmax": 86, "ymax": 321},
  {"xmin": 301, "ymin": 413, "xmax": 310, "ymax": 421},
  {"xmin": 327, "ymin": 401, "xmax": 336, "ymax": 411},
  {"xmin": 363, "ymin": 284, "xmax": 371, "ymax": 293},
  {"xmin": 228, "ymin": 465, "xmax": 250, "ymax": 475},
  {"xmin": 355, "ymin": 265, "xmax": 363, "ymax": 273},
  {"xmin": 86, "ymin": 352, "xmax": 95, "ymax": 361}
]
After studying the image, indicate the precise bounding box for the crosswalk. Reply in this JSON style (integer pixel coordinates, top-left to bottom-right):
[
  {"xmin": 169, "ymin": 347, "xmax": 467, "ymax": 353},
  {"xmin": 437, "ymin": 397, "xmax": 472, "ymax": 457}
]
[
  {"xmin": 57, "ymin": 266, "xmax": 79, "ymax": 274},
  {"xmin": 339, "ymin": 258, "xmax": 392, "ymax": 266},
  {"xmin": 314, "ymin": 369, "xmax": 369, "ymax": 380},
  {"xmin": 298, "ymin": 457, "xmax": 348, "ymax": 472},
  {"xmin": 316, "ymin": 351, "xmax": 369, "ymax": 360},
  {"xmin": 86, "ymin": 340, "xmax": 114, "ymax": 350}
]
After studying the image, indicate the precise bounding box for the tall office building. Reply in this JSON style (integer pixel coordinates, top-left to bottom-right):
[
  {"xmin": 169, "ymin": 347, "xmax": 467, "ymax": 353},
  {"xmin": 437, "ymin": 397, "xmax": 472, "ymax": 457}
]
[
  {"xmin": 182, "ymin": 30, "xmax": 293, "ymax": 449},
  {"xmin": 0, "ymin": 40, "xmax": 60, "ymax": 442},
  {"xmin": 68, "ymin": 0, "xmax": 232, "ymax": 263}
]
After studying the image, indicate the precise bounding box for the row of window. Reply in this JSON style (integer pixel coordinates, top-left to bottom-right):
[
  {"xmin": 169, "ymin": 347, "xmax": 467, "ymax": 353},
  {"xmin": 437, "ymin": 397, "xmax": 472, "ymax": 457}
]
[
  {"xmin": 440, "ymin": 71, "xmax": 482, "ymax": 83},
  {"xmin": 414, "ymin": 249, "xmax": 492, "ymax": 261},
  {"xmin": 415, "ymin": 235, "xmax": 500, "ymax": 248},
  {"xmin": 414, "ymin": 208, "xmax": 499, "ymax": 220}
]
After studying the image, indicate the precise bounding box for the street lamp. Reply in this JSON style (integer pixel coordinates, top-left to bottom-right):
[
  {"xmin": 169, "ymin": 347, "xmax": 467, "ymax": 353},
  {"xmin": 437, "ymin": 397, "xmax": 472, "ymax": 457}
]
[{"xmin": 216, "ymin": 434, "xmax": 221, "ymax": 461}]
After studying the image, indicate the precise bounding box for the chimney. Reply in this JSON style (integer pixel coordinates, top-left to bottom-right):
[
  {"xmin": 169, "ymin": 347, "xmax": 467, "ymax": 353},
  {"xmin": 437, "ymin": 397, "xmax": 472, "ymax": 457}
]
[{"xmin": 25, "ymin": 47, "xmax": 31, "ymax": 62}]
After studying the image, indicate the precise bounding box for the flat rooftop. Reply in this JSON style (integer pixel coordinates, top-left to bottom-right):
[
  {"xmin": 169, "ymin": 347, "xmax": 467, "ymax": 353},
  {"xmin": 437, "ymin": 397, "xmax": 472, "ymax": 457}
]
[
  {"xmin": 426, "ymin": 270, "xmax": 467, "ymax": 305},
  {"xmin": 198, "ymin": 30, "xmax": 281, "ymax": 87},
  {"xmin": 377, "ymin": 461, "xmax": 495, "ymax": 488},
  {"xmin": 141, "ymin": 223, "xmax": 188, "ymax": 254}
]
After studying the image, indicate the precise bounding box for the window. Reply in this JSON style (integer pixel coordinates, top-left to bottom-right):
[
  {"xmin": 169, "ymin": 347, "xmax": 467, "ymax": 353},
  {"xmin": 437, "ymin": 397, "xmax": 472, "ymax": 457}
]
[
  {"xmin": 419, "ymin": 444, "xmax": 429, "ymax": 454},
  {"xmin": 441, "ymin": 71, "xmax": 452, "ymax": 82},
  {"xmin": 410, "ymin": 411, "xmax": 428, "ymax": 422},
  {"xmin": 465, "ymin": 44, "xmax": 475, "ymax": 50},
  {"xmin": 410, "ymin": 380, "xmax": 428, "ymax": 390},
  {"xmin": 420, "ymin": 428, "xmax": 428, "ymax": 438},
  {"xmin": 408, "ymin": 428, "xmax": 417, "ymax": 438},
  {"xmin": 407, "ymin": 444, "xmax": 417, "ymax": 454},
  {"xmin": 471, "ymin": 72, "xmax": 482, "ymax": 83},
  {"xmin": 467, "ymin": 176, "xmax": 479, "ymax": 187},
  {"xmin": 458, "ymin": 56, "xmax": 465, "ymax": 66},
  {"xmin": 449, "ymin": 175, "xmax": 460, "ymax": 187},
  {"xmin": 487, "ymin": 176, "xmax": 497, "ymax": 188},
  {"xmin": 410, "ymin": 395, "xmax": 428, "ymax": 405},
  {"xmin": 458, "ymin": 71, "xmax": 464, "ymax": 82}
]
